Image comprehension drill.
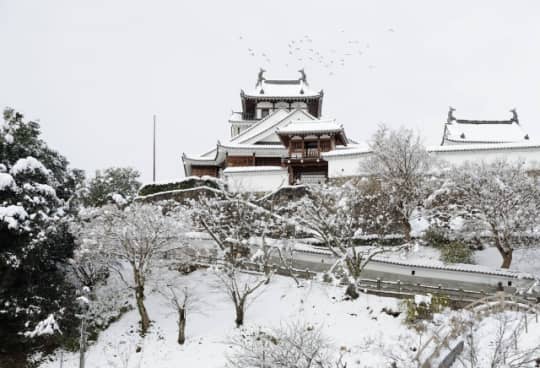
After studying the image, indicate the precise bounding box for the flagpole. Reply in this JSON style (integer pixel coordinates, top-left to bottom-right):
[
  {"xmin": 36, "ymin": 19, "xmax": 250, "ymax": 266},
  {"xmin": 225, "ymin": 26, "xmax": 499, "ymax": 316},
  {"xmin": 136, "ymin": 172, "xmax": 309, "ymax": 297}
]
[{"xmin": 153, "ymin": 114, "xmax": 156, "ymax": 182}]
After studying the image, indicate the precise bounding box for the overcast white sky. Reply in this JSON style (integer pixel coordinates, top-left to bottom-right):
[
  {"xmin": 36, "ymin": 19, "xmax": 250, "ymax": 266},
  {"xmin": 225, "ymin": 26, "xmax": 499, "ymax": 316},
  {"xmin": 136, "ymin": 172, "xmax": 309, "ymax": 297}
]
[{"xmin": 1, "ymin": 1, "xmax": 540, "ymax": 183}]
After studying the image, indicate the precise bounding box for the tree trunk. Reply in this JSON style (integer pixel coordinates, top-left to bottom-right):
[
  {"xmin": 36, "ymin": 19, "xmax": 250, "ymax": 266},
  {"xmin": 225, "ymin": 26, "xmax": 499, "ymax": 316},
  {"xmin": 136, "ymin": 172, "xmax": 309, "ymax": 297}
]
[
  {"xmin": 235, "ymin": 300, "xmax": 245, "ymax": 327},
  {"xmin": 500, "ymin": 250, "xmax": 512, "ymax": 269},
  {"xmin": 135, "ymin": 284, "xmax": 150, "ymax": 335},
  {"xmin": 177, "ymin": 308, "xmax": 186, "ymax": 345},
  {"xmin": 493, "ymin": 230, "xmax": 513, "ymax": 269},
  {"xmin": 402, "ymin": 218, "xmax": 412, "ymax": 243},
  {"xmin": 345, "ymin": 283, "xmax": 359, "ymax": 300}
]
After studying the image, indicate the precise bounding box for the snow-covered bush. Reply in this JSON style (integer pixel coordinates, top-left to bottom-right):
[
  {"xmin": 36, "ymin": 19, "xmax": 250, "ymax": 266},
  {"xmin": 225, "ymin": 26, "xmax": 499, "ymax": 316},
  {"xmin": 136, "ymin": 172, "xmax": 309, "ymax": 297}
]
[
  {"xmin": 439, "ymin": 241, "xmax": 474, "ymax": 264},
  {"xmin": 422, "ymin": 225, "xmax": 451, "ymax": 248},
  {"xmin": 81, "ymin": 167, "xmax": 141, "ymax": 207},
  {"xmin": 401, "ymin": 293, "xmax": 449, "ymax": 325},
  {"xmin": 138, "ymin": 176, "xmax": 225, "ymax": 197},
  {"xmin": 227, "ymin": 321, "xmax": 344, "ymax": 368}
]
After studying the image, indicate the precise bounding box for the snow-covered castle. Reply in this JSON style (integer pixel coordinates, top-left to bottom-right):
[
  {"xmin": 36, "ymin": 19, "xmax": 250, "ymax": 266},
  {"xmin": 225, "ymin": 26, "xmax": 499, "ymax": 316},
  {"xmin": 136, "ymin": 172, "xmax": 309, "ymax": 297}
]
[{"xmin": 182, "ymin": 70, "xmax": 540, "ymax": 192}]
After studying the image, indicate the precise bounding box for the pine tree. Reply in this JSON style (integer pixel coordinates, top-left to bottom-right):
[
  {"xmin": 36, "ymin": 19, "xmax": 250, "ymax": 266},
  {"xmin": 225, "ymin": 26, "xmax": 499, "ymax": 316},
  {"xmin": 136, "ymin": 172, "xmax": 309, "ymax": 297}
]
[{"xmin": 0, "ymin": 108, "xmax": 81, "ymax": 365}]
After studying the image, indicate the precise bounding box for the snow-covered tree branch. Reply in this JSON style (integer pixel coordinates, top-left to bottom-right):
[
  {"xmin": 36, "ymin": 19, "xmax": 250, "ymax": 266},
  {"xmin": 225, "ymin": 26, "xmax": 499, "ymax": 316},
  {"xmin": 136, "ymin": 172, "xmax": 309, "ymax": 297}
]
[
  {"xmin": 362, "ymin": 125, "xmax": 434, "ymax": 242},
  {"xmin": 430, "ymin": 160, "xmax": 540, "ymax": 268}
]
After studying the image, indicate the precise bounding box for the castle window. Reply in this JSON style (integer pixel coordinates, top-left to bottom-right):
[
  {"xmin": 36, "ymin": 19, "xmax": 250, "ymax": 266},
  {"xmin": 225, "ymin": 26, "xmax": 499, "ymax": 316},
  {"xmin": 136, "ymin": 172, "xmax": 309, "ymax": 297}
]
[{"xmin": 261, "ymin": 108, "xmax": 270, "ymax": 118}]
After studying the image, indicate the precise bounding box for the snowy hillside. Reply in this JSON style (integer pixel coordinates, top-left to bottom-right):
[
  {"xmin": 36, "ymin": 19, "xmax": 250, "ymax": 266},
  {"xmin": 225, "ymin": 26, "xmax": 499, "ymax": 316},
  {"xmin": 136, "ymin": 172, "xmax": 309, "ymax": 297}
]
[{"xmin": 39, "ymin": 271, "xmax": 418, "ymax": 368}]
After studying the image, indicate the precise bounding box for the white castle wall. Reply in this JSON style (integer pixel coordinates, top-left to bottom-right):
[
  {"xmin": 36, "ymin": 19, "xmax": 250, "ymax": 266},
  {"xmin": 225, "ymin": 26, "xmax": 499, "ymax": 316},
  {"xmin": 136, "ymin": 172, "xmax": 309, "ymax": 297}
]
[
  {"xmin": 223, "ymin": 166, "xmax": 289, "ymax": 192},
  {"xmin": 326, "ymin": 154, "xmax": 368, "ymax": 177},
  {"xmin": 430, "ymin": 145, "xmax": 540, "ymax": 168},
  {"xmin": 324, "ymin": 144, "xmax": 540, "ymax": 178}
]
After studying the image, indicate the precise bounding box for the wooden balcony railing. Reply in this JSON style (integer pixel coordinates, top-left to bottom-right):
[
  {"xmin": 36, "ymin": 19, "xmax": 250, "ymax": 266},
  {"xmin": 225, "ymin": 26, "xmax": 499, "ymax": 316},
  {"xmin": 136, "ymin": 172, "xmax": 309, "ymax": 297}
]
[{"xmin": 289, "ymin": 149, "xmax": 321, "ymax": 159}]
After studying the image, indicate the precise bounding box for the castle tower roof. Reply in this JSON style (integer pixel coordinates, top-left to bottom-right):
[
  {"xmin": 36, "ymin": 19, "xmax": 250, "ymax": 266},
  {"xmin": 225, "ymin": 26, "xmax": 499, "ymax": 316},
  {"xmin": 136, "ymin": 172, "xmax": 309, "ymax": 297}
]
[{"xmin": 441, "ymin": 107, "xmax": 530, "ymax": 145}]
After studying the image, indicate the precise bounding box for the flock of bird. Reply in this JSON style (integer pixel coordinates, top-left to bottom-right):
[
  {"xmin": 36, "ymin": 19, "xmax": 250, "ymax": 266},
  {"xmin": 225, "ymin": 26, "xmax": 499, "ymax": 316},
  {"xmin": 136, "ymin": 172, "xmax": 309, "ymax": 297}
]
[{"xmin": 237, "ymin": 28, "xmax": 396, "ymax": 77}]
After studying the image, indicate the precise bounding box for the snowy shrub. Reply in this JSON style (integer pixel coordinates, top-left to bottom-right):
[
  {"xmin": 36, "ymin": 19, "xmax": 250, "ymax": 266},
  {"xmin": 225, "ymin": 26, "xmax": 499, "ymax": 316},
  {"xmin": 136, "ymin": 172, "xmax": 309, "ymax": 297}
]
[
  {"xmin": 138, "ymin": 176, "xmax": 224, "ymax": 196},
  {"xmin": 422, "ymin": 225, "xmax": 451, "ymax": 248},
  {"xmin": 322, "ymin": 272, "xmax": 335, "ymax": 284},
  {"xmin": 440, "ymin": 241, "xmax": 474, "ymax": 264},
  {"xmin": 401, "ymin": 293, "xmax": 449, "ymax": 325},
  {"xmin": 226, "ymin": 321, "xmax": 344, "ymax": 368},
  {"xmin": 82, "ymin": 167, "xmax": 141, "ymax": 207}
]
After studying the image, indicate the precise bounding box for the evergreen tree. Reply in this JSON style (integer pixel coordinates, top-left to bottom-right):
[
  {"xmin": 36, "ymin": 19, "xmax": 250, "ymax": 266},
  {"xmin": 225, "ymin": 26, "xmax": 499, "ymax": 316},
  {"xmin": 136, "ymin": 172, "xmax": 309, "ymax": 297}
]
[
  {"xmin": 82, "ymin": 167, "xmax": 141, "ymax": 207},
  {"xmin": 0, "ymin": 108, "xmax": 80, "ymax": 365}
]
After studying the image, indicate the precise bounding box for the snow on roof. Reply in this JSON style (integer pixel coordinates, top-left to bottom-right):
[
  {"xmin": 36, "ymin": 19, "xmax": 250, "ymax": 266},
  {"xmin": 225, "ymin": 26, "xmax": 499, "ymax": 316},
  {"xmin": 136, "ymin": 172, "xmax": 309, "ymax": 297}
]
[
  {"xmin": 443, "ymin": 120, "xmax": 529, "ymax": 144},
  {"xmin": 230, "ymin": 109, "xmax": 316, "ymax": 145},
  {"xmin": 182, "ymin": 153, "xmax": 218, "ymax": 162},
  {"xmin": 223, "ymin": 166, "xmax": 286, "ymax": 174},
  {"xmin": 293, "ymin": 245, "xmax": 533, "ymax": 279},
  {"xmin": 230, "ymin": 109, "xmax": 291, "ymax": 143},
  {"xmin": 321, "ymin": 144, "xmax": 371, "ymax": 158},
  {"xmin": 277, "ymin": 120, "xmax": 343, "ymax": 135},
  {"xmin": 244, "ymin": 79, "xmax": 320, "ymax": 98},
  {"xmin": 229, "ymin": 111, "xmax": 258, "ymax": 123},
  {"xmin": 220, "ymin": 143, "xmax": 283, "ymax": 149}
]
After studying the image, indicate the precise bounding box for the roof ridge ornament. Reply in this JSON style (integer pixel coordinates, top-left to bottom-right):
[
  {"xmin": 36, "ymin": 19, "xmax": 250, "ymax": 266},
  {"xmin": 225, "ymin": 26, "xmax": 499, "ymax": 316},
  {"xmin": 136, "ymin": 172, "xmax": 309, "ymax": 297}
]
[
  {"xmin": 447, "ymin": 106, "xmax": 456, "ymax": 124},
  {"xmin": 256, "ymin": 68, "xmax": 266, "ymax": 87},
  {"xmin": 298, "ymin": 68, "xmax": 308, "ymax": 85},
  {"xmin": 510, "ymin": 108, "xmax": 519, "ymax": 124}
]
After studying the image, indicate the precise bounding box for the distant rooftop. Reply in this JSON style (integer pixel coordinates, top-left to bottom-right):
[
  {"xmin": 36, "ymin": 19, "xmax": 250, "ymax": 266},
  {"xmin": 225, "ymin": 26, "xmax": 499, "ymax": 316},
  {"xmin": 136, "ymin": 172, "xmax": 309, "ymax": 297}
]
[{"xmin": 442, "ymin": 107, "xmax": 530, "ymax": 145}]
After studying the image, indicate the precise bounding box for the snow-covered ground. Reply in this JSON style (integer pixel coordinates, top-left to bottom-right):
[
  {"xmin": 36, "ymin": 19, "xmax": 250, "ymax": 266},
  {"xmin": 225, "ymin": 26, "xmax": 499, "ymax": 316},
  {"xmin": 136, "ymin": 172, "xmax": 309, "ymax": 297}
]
[
  {"xmin": 37, "ymin": 255, "xmax": 540, "ymax": 368},
  {"xmin": 39, "ymin": 270, "xmax": 420, "ymax": 368}
]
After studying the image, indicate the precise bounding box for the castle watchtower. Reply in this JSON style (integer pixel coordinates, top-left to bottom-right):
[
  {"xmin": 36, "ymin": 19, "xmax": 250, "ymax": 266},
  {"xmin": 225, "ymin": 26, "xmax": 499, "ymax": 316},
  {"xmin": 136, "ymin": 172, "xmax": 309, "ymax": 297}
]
[{"xmin": 229, "ymin": 69, "xmax": 324, "ymax": 137}]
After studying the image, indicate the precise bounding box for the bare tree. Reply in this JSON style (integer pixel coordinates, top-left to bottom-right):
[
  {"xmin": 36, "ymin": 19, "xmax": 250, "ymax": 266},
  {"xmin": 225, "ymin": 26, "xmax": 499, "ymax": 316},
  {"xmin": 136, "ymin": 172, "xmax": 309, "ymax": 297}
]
[
  {"xmin": 431, "ymin": 160, "xmax": 540, "ymax": 268},
  {"xmin": 283, "ymin": 182, "xmax": 405, "ymax": 299},
  {"xmin": 227, "ymin": 321, "xmax": 346, "ymax": 368},
  {"xmin": 362, "ymin": 125, "xmax": 434, "ymax": 242},
  {"xmin": 159, "ymin": 285, "xmax": 199, "ymax": 345},
  {"xmin": 78, "ymin": 203, "xmax": 188, "ymax": 335},
  {"xmin": 191, "ymin": 193, "xmax": 277, "ymax": 327}
]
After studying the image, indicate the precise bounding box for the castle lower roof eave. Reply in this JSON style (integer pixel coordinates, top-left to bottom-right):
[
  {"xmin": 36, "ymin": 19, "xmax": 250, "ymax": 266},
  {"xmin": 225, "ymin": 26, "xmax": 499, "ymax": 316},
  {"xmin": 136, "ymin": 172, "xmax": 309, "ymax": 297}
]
[{"xmin": 242, "ymin": 92, "xmax": 322, "ymax": 99}]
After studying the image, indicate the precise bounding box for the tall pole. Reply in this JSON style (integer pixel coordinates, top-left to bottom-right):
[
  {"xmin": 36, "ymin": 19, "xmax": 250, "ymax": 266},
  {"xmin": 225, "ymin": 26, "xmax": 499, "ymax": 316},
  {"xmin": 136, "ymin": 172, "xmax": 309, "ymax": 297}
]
[{"xmin": 153, "ymin": 115, "xmax": 156, "ymax": 182}]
